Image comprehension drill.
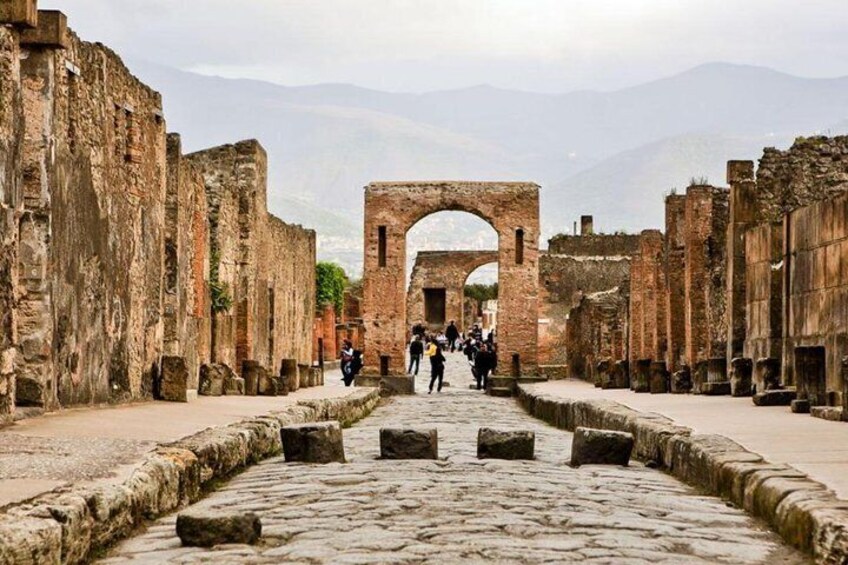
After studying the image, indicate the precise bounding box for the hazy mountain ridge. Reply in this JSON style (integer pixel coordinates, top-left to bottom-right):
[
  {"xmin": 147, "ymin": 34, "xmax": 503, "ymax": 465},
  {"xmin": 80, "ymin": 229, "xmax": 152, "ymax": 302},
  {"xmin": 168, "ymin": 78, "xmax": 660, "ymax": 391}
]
[{"xmin": 129, "ymin": 61, "xmax": 848, "ymax": 275}]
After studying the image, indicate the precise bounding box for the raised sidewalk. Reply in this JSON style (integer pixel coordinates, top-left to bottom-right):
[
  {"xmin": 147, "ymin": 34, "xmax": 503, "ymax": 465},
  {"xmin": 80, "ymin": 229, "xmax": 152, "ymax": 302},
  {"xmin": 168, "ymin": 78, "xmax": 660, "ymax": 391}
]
[{"xmin": 534, "ymin": 379, "xmax": 848, "ymax": 500}]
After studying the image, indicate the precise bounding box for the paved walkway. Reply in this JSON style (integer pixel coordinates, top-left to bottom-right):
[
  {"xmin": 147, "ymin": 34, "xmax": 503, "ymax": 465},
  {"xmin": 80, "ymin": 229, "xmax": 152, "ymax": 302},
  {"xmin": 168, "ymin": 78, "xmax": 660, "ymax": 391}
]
[
  {"xmin": 103, "ymin": 355, "xmax": 804, "ymax": 564},
  {"xmin": 0, "ymin": 377, "xmax": 356, "ymax": 508},
  {"xmin": 534, "ymin": 379, "xmax": 848, "ymax": 500}
]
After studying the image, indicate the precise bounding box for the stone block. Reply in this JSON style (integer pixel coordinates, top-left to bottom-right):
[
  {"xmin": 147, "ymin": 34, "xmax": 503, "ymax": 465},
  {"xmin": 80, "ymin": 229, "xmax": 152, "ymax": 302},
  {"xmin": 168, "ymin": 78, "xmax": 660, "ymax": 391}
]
[
  {"xmin": 380, "ymin": 428, "xmax": 438, "ymax": 460},
  {"xmin": 730, "ymin": 357, "xmax": 753, "ymax": 397},
  {"xmin": 613, "ymin": 360, "xmax": 630, "ymax": 389},
  {"xmin": 0, "ymin": 0, "xmax": 37, "ymax": 28},
  {"xmin": 20, "ymin": 11, "xmax": 69, "ymax": 48},
  {"xmin": 241, "ymin": 360, "xmax": 262, "ymax": 396},
  {"xmin": 355, "ymin": 374, "xmax": 382, "ymax": 388},
  {"xmin": 756, "ymin": 357, "xmax": 782, "ymax": 391},
  {"xmin": 477, "ymin": 428, "xmax": 535, "ymax": 460},
  {"xmin": 199, "ymin": 363, "xmax": 233, "ymax": 396},
  {"xmin": 157, "ymin": 356, "xmax": 188, "ymax": 402},
  {"xmin": 753, "ymin": 388, "xmax": 797, "ymax": 406},
  {"xmin": 791, "ymin": 399, "xmax": 811, "ymax": 414},
  {"xmin": 280, "ymin": 359, "xmax": 298, "ymax": 392},
  {"xmin": 649, "ymin": 361, "xmax": 669, "ymax": 394},
  {"xmin": 707, "ymin": 357, "xmax": 727, "ymax": 383},
  {"xmin": 810, "ymin": 406, "xmax": 845, "ymax": 422},
  {"xmin": 311, "ymin": 366, "xmax": 324, "ymax": 386},
  {"xmin": 380, "ymin": 375, "xmax": 415, "ymax": 396},
  {"xmin": 632, "ymin": 359, "xmax": 651, "ymax": 393},
  {"xmin": 692, "ymin": 361, "xmax": 708, "ymax": 394},
  {"xmin": 570, "ymin": 427, "xmax": 634, "ymax": 467},
  {"xmin": 701, "ymin": 381, "xmax": 731, "ymax": 396},
  {"xmin": 224, "ymin": 376, "xmax": 245, "ymax": 396},
  {"xmin": 298, "ymin": 363, "xmax": 311, "ymax": 387},
  {"xmin": 281, "ymin": 421, "xmax": 345, "ymax": 463},
  {"xmin": 488, "ymin": 387, "xmax": 513, "ymax": 397},
  {"xmin": 671, "ymin": 368, "xmax": 692, "ymax": 394},
  {"xmin": 176, "ymin": 510, "xmax": 262, "ymax": 547}
]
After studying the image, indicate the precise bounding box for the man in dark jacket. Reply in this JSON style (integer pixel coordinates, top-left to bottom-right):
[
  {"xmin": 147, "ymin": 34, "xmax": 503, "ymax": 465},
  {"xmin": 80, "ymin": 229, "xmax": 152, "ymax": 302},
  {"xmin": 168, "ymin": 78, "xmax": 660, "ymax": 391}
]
[
  {"xmin": 474, "ymin": 343, "xmax": 496, "ymax": 390},
  {"xmin": 408, "ymin": 335, "xmax": 424, "ymax": 375},
  {"xmin": 428, "ymin": 344, "xmax": 446, "ymax": 393},
  {"xmin": 445, "ymin": 321, "xmax": 460, "ymax": 352}
]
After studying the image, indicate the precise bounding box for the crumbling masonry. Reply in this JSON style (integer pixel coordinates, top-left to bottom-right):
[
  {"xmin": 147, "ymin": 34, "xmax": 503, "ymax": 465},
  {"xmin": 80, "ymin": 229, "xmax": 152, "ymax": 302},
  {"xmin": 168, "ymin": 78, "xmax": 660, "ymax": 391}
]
[{"xmin": 0, "ymin": 5, "xmax": 317, "ymax": 424}]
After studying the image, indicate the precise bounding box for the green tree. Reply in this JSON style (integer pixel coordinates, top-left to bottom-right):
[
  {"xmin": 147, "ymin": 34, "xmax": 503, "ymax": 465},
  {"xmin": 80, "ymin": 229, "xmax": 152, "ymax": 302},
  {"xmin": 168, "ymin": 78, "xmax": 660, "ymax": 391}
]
[
  {"xmin": 316, "ymin": 261, "xmax": 348, "ymax": 314},
  {"xmin": 464, "ymin": 282, "xmax": 498, "ymax": 304}
]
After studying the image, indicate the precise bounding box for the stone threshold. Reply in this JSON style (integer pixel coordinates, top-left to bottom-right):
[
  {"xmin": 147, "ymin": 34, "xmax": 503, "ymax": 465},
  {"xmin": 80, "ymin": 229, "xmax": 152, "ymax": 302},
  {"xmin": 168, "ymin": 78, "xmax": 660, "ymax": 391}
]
[
  {"xmin": 0, "ymin": 389, "xmax": 380, "ymax": 564},
  {"xmin": 516, "ymin": 384, "xmax": 848, "ymax": 564}
]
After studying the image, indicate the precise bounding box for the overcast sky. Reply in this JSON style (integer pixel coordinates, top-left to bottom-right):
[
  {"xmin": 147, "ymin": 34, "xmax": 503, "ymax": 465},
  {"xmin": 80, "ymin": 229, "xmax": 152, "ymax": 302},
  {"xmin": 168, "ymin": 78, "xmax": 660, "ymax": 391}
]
[{"xmin": 41, "ymin": 0, "xmax": 848, "ymax": 93}]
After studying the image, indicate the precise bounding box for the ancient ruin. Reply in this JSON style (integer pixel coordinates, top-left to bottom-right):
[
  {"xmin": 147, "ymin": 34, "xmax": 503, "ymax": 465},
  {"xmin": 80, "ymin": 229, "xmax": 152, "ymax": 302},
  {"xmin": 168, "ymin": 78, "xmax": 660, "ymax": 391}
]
[{"xmin": 361, "ymin": 181, "xmax": 540, "ymax": 383}]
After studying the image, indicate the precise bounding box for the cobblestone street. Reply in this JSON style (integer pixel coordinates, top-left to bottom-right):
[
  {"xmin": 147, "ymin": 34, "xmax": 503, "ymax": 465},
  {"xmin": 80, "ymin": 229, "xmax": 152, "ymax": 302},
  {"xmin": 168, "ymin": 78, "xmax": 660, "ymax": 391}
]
[{"xmin": 103, "ymin": 355, "xmax": 806, "ymax": 564}]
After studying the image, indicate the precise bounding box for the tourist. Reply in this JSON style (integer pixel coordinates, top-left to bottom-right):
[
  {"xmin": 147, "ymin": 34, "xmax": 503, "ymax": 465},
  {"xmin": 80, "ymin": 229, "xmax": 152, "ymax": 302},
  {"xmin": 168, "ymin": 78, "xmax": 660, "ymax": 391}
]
[
  {"xmin": 474, "ymin": 343, "xmax": 496, "ymax": 390},
  {"xmin": 428, "ymin": 343, "xmax": 446, "ymax": 394},
  {"xmin": 408, "ymin": 334, "xmax": 424, "ymax": 375},
  {"xmin": 445, "ymin": 320, "xmax": 460, "ymax": 352},
  {"xmin": 344, "ymin": 350, "xmax": 363, "ymax": 387},
  {"xmin": 425, "ymin": 336, "xmax": 437, "ymax": 358},
  {"xmin": 340, "ymin": 339, "xmax": 354, "ymax": 379}
]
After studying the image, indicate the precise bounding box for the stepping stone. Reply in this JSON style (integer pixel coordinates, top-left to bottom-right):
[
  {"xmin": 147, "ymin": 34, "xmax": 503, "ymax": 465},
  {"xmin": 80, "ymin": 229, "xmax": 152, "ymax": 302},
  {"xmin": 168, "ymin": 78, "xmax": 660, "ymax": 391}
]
[
  {"xmin": 380, "ymin": 428, "xmax": 438, "ymax": 459},
  {"xmin": 477, "ymin": 428, "xmax": 535, "ymax": 460},
  {"xmin": 281, "ymin": 421, "xmax": 346, "ymax": 463},
  {"xmin": 570, "ymin": 427, "xmax": 634, "ymax": 467},
  {"xmin": 176, "ymin": 510, "xmax": 262, "ymax": 547}
]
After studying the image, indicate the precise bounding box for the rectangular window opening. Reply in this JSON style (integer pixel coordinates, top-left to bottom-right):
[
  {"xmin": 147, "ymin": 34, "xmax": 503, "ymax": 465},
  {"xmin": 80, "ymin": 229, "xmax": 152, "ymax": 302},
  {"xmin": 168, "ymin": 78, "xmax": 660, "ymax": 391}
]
[
  {"xmin": 424, "ymin": 288, "xmax": 446, "ymax": 326},
  {"xmin": 515, "ymin": 229, "xmax": 525, "ymax": 265},
  {"xmin": 378, "ymin": 226, "xmax": 387, "ymax": 268}
]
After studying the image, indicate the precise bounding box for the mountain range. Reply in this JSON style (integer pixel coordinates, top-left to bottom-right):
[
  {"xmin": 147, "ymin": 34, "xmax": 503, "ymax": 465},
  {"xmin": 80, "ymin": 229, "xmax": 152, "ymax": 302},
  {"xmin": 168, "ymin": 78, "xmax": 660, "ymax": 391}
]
[{"xmin": 129, "ymin": 61, "xmax": 848, "ymax": 276}]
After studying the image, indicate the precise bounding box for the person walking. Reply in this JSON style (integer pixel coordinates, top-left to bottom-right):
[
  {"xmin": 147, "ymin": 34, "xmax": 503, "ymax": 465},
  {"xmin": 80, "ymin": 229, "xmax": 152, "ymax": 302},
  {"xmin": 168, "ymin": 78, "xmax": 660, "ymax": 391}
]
[
  {"xmin": 474, "ymin": 343, "xmax": 495, "ymax": 390},
  {"xmin": 445, "ymin": 320, "xmax": 460, "ymax": 352},
  {"xmin": 408, "ymin": 334, "xmax": 424, "ymax": 375},
  {"xmin": 340, "ymin": 340, "xmax": 354, "ymax": 383},
  {"xmin": 428, "ymin": 343, "xmax": 446, "ymax": 394}
]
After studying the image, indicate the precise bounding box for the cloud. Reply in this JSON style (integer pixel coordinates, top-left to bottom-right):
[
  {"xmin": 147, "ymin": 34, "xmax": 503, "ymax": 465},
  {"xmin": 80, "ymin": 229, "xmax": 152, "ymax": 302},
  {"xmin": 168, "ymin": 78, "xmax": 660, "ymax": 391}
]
[{"xmin": 40, "ymin": 0, "xmax": 848, "ymax": 92}]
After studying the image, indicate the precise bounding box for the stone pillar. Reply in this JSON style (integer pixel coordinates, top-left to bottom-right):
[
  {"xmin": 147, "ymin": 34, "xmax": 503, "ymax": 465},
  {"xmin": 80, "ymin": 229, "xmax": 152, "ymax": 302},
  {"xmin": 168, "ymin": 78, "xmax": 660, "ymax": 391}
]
[
  {"xmin": 580, "ymin": 215, "xmax": 593, "ymax": 236},
  {"xmin": 321, "ymin": 304, "xmax": 337, "ymax": 365},
  {"xmin": 664, "ymin": 194, "xmax": 686, "ymax": 372},
  {"xmin": 726, "ymin": 161, "xmax": 757, "ymax": 363}
]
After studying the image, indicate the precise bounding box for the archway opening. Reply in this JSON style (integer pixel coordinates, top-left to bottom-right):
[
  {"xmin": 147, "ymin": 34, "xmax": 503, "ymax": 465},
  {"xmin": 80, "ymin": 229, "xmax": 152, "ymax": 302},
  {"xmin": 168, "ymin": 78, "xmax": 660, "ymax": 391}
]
[{"xmin": 463, "ymin": 262, "xmax": 498, "ymax": 337}]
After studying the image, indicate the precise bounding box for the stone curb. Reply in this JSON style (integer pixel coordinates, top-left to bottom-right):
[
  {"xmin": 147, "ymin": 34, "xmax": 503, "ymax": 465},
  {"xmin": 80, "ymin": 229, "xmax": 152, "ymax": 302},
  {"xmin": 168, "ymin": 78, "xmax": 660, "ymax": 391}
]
[
  {"xmin": 0, "ymin": 388, "xmax": 380, "ymax": 564},
  {"xmin": 516, "ymin": 384, "xmax": 848, "ymax": 564}
]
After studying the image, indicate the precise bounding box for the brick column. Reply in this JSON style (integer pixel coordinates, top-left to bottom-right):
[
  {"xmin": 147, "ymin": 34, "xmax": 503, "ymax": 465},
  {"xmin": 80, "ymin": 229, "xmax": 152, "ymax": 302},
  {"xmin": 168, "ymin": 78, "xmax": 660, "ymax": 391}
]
[
  {"xmin": 664, "ymin": 195, "xmax": 686, "ymax": 372},
  {"xmin": 726, "ymin": 161, "xmax": 757, "ymax": 361}
]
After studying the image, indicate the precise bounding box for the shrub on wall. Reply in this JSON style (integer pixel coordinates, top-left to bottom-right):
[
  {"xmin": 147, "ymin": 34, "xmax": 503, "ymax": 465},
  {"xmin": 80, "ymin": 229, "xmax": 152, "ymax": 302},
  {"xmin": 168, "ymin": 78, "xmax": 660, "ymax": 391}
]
[{"xmin": 316, "ymin": 261, "xmax": 347, "ymax": 314}]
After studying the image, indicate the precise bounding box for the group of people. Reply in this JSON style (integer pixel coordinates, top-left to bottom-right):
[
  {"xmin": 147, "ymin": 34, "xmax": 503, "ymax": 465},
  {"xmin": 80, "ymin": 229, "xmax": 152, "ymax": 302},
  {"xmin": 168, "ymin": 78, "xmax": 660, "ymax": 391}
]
[{"xmin": 408, "ymin": 320, "xmax": 498, "ymax": 393}]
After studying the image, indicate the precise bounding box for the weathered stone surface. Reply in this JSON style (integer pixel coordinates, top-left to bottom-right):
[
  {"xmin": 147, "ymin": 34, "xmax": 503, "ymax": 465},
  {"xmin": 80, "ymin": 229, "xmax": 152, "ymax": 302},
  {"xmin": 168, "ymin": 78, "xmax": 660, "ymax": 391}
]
[
  {"xmin": 281, "ymin": 421, "xmax": 345, "ymax": 463},
  {"xmin": 570, "ymin": 427, "xmax": 634, "ymax": 467},
  {"xmin": 701, "ymin": 381, "xmax": 731, "ymax": 396},
  {"xmin": 671, "ymin": 368, "xmax": 692, "ymax": 394},
  {"xmin": 176, "ymin": 510, "xmax": 262, "ymax": 547},
  {"xmin": 809, "ymin": 406, "xmax": 844, "ymax": 422},
  {"xmin": 380, "ymin": 428, "xmax": 438, "ymax": 460},
  {"xmin": 157, "ymin": 356, "xmax": 189, "ymax": 402},
  {"xmin": 632, "ymin": 359, "xmax": 651, "ymax": 393},
  {"xmin": 224, "ymin": 376, "xmax": 245, "ymax": 396},
  {"xmin": 649, "ymin": 361, "xmax": 669, "ymax": 394},
  {"xmin": 477, "ymin": 428, "xmax": 534, "ymax": 460},
  {"xmin": 241, "ymin": 360, "xmax": 262, "ymax": 396},
  {"xmin": 753, "ymin": 388, "xmax": 797, "ymax": 406},
  {"xmin": 730, "ymin": 357, "xmax": 754, "ymax": 397},
  {"xmin": 380, "ymin": 375, "xmax": 415, "ymax": 396},
  {"xmin": 198, "ymin": 363, "xmax": 231, "ymax": 396}
]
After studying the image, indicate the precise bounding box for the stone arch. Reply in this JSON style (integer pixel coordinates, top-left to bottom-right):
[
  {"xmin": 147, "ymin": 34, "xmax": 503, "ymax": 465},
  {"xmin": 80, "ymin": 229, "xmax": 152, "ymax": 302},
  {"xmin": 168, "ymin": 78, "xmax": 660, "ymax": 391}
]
[
  {"xmin": 362, "ymin": 181, "xmax": 539, "ymax": 379},
  {"xmin": 406, "ymin": 250, "xmax": 499, "ymax": 333}
]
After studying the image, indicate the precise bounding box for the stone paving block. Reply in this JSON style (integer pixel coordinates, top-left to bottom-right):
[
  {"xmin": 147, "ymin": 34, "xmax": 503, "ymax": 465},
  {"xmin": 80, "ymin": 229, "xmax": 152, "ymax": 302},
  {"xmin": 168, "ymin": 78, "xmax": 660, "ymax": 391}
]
[
  {"xmin": 570, "ymin": 427, "xmax": 634, "ymax": 467},
  {"xmin": 281, "ymin": 421, "xmax": 346, "ymax": 463},
  {"xmin": 175, "ymin": 510, "xmax": 262, "ymax": 547},
  {"xmin": 753, "ymin": 388, "xmax": 797, "ymax": 406},
  {"xmin": 477, "ymin": 428, "xmax": 535, "ymax": 460},
  {"xmin": 380, "ymin": 428, "xmax": 438, "ymax": 459}
]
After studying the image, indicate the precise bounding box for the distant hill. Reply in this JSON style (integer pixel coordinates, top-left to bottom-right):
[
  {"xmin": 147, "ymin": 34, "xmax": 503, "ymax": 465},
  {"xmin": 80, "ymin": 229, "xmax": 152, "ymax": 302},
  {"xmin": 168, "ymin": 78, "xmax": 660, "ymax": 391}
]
[{"xmin": 129, "ymin": 61, "xmax": 848, "ymax": 275}]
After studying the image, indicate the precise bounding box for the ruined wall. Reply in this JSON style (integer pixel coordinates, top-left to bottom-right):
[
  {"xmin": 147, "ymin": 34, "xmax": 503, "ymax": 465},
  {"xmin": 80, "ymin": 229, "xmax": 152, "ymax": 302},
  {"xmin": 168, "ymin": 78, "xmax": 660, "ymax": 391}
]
[
  {"xmin": 548, "ymin": 233, "xmax": 640, "ymax": 257},
  {"xmin": 264, "ymin": 215, "xmax": 316, "ymax": 370},
  {"xmin": 565, "ymin": 287, "xmax": 627, "ymax": 382},
  {"xmin": 406, "ymin": 250, "xmax": 498, "ymax": 333},
  {"xmin": 683, "ymin": 186, "xmax": 729, "ymax": 371},
  {"xmin": 744, "ymin": 222, "xmax": 783, "ymax": 365},
  {"xmin": 16, "ymin": 16, "xmax": 167, "ymax": 408},
  {"xmin": 540, "ymin": 253, "xmax": 630, "ymax": 366},
  {"xmin": 726, "ymin": 161, "xmax": 758, "ymax": 361},
  {"xmin": 165, "ymin": 134, "xmax": 210, "ymax": 389},
  {"xmin": 0, "ymin": 24, "xmax": 24, "ymax": 422},
  {"xmin": 783, "ymin": 193, "xmax": 848, "ymax": 399},
  {"xmin": 756, "ymin": 136, "xmax": 848, "ymax": 223}
]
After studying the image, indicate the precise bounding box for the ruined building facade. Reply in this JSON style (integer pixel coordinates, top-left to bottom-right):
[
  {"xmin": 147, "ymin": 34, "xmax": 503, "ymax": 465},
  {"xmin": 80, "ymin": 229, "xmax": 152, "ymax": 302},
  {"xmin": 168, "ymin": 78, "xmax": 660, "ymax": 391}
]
[
  {"xmin": 0, "ymin": 5, "xmax": 316, "ymax": 424},
  {"xmin": 561, "ymin": 135, "xmax": 848, "ymax": 421}
]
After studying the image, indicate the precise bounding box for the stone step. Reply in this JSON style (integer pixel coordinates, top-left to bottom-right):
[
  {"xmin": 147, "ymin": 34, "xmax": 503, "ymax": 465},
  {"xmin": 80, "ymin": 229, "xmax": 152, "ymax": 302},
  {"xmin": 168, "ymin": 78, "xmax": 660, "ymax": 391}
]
[
  {"xmin": 517, "ymin": 376, "xmax": 548, "ymax": 384},
  {"xmin": 488, "ymin": 376, "xmax": 516, "ymax": 389},
  {"xmin": 487, "ymin": 387, "xmax": 514, "ymax": 398}
]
